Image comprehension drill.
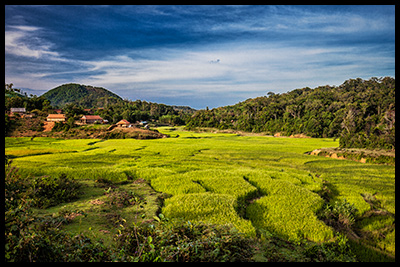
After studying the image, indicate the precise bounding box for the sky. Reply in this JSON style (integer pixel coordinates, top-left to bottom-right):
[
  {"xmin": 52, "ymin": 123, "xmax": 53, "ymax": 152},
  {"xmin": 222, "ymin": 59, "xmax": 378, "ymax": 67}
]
[{"xmin": 5, "ymin": 5, "xmax": 395, "ymax": 109}]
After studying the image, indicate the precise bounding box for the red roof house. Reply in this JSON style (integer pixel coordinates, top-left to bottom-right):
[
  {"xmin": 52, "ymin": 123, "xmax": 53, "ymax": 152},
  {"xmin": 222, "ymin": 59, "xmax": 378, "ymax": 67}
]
[{"xmin": 80, "ymin": 115, "xmax": 104, "ymax": 124}]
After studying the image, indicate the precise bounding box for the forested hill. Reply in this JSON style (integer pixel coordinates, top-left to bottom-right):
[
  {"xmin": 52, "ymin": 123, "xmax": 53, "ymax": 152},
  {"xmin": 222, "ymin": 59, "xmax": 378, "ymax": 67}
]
[
  {"xmin": 186, "ymin": 77, "xmax": 395, "ymax": 150},
  {"xmin": 42, "ymin": 83, "xmax": 123, "ymax": 108}
]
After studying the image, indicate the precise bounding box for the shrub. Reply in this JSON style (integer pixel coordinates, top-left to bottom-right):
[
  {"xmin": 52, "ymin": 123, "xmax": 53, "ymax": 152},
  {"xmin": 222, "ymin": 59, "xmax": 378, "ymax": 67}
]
[
  {"xmin": 115, "ymin": 220, "xmax": 255, "ymax": 262},
  {"xmin": 105, "ymin": 188, "xmax": 144, "ymax": 208},
  {"xmin": 30, "ymin": 173, "xmax": 82, "ymax": 208},
  {"xmin": 319, "ymin": 199, "xmax": 358, "ymax": 228}
]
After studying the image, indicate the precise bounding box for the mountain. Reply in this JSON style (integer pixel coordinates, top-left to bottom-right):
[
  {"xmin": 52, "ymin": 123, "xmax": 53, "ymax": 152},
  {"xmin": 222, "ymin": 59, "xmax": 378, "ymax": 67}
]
[
  {"xmin": 186, "ymin": 77, "xmax": 395, "ymax": 150},
  {"xmin": 42, "ymin": 83, "xmax": 123, "ymax": 108}
]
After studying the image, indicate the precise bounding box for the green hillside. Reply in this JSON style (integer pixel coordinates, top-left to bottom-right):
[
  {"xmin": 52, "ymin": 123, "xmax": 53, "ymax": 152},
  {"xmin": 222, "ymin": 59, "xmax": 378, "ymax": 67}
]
[
  {"xmin": 42, "ymin": 83, "xmax": 123, "ymax": 108},
  {"xmin": 186, "ymin": 77, "xmax": 395, "ymax": 150}
]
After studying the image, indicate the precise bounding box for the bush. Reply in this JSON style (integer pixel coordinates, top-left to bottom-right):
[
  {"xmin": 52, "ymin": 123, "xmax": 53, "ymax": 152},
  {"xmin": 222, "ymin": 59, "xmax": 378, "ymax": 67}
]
[
  {"xmin": 105, "ymin": 188, "xmax": 144, "ymax": 208},
  {"xmin": 115, "ymin": 220, "xmax": 255, "ymax": 262},
  {"xmin": 319, "ymin": 199, "xmax": 358, "ymax": 228},
  {"xmin": 30, "ymin": 173, "xmax": 82, "ymax": 208}
]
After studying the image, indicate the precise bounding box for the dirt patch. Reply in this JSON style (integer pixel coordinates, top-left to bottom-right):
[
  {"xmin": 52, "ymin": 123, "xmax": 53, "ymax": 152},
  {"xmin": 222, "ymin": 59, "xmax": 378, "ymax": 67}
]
[
  {"xmin": 102, "ymin": 127, "xmax": 168, "ymax": 139},
  {"xmin": 289, "ymin": 133, "xmax": 311, "ymax": 138},
  {"xmin": 64, "ymin": 212, "xmax": 83, "ymax": 221},
  {"xmin": 89, "ymin": 199, "xmax": 105, "ymax": 205},
  {"xmin": 132, "ymin": 178, "xmax": 148, "ymax": 184},
  {"xmin": 307, "ymin": 147, "xmax": 395, "ymax": 165},
  {"xmin": 273, "ymin": 132, "xmax": 310, "ymax": 138},
  {"xmin": 43, "ymin": 121, "xmax": 55, "ymax": 132}
]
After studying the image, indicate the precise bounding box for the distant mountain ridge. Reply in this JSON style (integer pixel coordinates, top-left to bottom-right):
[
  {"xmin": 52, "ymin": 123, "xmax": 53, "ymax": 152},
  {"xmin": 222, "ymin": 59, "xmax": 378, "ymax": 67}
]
[{"xmin": 42, "ymin": 83, "xmax": 123, "ymax": 108}]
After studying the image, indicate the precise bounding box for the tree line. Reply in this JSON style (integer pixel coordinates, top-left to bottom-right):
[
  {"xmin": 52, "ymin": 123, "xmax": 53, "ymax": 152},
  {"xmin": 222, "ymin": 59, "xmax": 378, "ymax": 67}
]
[
  {"xmin": 94, "ymin": 99, "xmax": 192, "ymax": 125},
  {"xmin": 186, "ymin": 77, "xmax": 395, "ymax": 150},
  {"xmin": 5, "ymin": 83, "xmax": 193, "ymax": 135}
]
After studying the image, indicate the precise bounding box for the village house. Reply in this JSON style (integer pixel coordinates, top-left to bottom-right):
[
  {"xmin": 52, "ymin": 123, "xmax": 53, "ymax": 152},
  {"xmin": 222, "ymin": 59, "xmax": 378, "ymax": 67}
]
[
  {"xmin": 80, "ymin": 115, "xmax": 104, "ymax": 124},
  {"xmin": 10, "ymin": 107, "xmax": 26, "ymax": 115},
  {"xmin": 47, "ymin": 114, "xmax": 66, "ymax": 122},
  {"xmin": 116, "ymin": 119, "xmax": 131, "ymax": 128}
]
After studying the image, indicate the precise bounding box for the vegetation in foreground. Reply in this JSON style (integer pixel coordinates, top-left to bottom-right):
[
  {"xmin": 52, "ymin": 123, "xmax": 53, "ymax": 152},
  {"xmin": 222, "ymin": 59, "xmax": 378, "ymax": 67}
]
[
  {"xmin": 5, "ymin": 128, "xmax": 395, "ymax": 262},
  {"xmin": 5, "ymin": 161, "xmax": 357, "ymax": 262}
]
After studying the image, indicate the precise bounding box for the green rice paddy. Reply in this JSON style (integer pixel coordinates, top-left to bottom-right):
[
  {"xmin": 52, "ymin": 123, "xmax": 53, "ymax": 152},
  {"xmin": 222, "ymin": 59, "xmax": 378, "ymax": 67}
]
[{"xmin": 5, "ymin": 127, "xmax": 395, "ymax": 257}]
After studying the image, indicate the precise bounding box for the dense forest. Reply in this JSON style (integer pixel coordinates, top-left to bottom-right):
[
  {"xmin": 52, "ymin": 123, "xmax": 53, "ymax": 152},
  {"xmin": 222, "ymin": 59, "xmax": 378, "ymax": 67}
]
[
  {"xmin": 186, "ymin": 77, "xmax": 395, "ymax": 150},
  {"xmin": 42, "ymin": 83, "xmax": 123, "ymax": 108}
]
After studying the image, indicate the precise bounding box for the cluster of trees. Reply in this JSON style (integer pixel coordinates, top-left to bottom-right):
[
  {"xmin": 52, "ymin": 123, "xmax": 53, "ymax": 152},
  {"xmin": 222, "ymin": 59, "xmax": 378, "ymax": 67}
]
[
  {"xmin": 5, "ymin": 83, "xmax": 52, "ymax": 113},
  {"xmin": 94, "ymin": 99, "xmax": 191, "ymax": 125},
  {"xmin": 186, "ymin": 77, "xmax": 395, "ymax": 150}
]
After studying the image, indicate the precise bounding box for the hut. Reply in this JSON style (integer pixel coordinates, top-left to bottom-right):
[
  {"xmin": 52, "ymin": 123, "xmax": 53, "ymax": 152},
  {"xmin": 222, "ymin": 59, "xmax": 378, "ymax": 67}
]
[
  {"xmin": 10, "ymin": 107, "xmax": 26, "ymax": 115},
  {"xmin": 47, "ymin": 114, "xmax": 66, "ymax": 122},
  {"xmin": 116, "ymin": 119, "xmax": 131, "ymax": 128}
]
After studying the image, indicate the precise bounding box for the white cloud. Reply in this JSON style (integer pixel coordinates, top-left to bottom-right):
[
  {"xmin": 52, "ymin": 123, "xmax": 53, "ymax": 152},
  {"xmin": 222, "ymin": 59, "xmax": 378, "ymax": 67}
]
[
  {"xmin": 5, "ymin": 25, "xmax": 60, "ymax": 59},
  {"xmin": 78, "ymin": 43, "xmax": 362, "ymax": 98},
  {"xmin": 84, "ymin": 44, "xmax": 379, "ymax": 90}
]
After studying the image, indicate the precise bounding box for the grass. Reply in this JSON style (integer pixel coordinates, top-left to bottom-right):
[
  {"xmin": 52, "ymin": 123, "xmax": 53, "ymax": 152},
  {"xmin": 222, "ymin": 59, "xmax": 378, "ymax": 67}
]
[
  {"xmin": 31, "ymin": 179, "xmax": 164, "ymax": 247},
  {"xmin": 5, "ymin": 126, "xmax": 395, "ymax": 260}
]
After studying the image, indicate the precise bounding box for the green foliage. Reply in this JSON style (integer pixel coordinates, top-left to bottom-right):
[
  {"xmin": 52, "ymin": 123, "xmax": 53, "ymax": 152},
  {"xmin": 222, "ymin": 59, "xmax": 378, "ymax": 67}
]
[
  {"xmin": 115, "ymin": 220, "xmax": 255, "ymax": 262},
  {"xmin": 96, "ymin": 99, "xmax": 189, "ymax": 124},
  {"xmin": 5, "ymin": 84, "xmax": 51, "ymax": 113},
  {"xmin": 159, "ymin": 114, "xmax": 185, "ymax": 125},
  {"xmin": 42, "ymin": 83, "xmax": 123, "ymax": 108},
  {"xmin": 30, "ymin": 173, "xmax": 82, "ymax": 208},
  {"xmin": 186, "ymin": 77, "xmax": 395, "ymax": 149},
  {"xmin": 258, "ymin": 233, "xmax": 356, "ymax": 262},
  {"xmin": 319, "ymin": 199, "xmax": 359, "ymax": 228}
]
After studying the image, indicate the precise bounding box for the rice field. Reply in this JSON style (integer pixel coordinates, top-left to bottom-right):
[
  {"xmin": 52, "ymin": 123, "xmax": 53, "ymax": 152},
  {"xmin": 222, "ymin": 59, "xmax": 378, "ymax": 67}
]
[{"xmin": 5, "ymin": 127, "xmax": 395, "ymax": 256}]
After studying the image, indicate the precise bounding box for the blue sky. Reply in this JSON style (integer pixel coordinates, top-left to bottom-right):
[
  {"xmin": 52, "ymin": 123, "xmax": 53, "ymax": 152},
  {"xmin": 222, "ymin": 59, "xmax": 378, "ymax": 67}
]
[{"xmin": 5, "ymin": 5, "xmax": 395, "ymax": 109}]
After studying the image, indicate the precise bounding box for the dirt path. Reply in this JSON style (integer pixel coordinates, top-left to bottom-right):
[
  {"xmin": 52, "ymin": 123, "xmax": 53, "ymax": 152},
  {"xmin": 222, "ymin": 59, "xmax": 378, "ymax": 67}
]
[{"xmin": 43, "ymin": 121, "xmax": 55, "ymax": 132}]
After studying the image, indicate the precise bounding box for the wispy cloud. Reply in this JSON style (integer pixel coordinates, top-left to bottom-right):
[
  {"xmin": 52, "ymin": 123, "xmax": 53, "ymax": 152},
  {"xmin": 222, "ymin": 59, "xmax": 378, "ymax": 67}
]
[
  {"xmin": 5, "ymin": 5, "xmax": 395, "ymax": 109},
  {"xmin": 77, "ymin": 41, "xmax": 393, "ymax": 107},
  {"xmin": 5, "ymin": 25, "xmax": 60, "ymax": 59}
]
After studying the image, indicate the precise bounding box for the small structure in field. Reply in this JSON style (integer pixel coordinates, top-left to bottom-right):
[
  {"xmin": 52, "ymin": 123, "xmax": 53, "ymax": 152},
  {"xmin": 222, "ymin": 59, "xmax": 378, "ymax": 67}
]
[
  {"xmin": 116, "ymin": 119, "xmax": 131, "ymax": 128},
  {"xmin": 47, "ymin": 114, "xmax": 66, "ymax": 122},
  {"xmin": 80, "ymin": 115, "xmax": 104, "ymax": 124}
]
